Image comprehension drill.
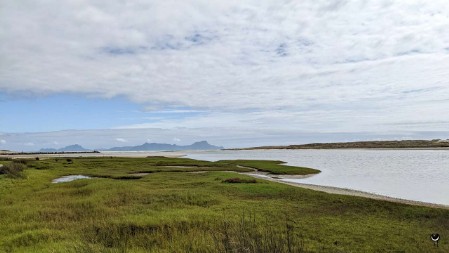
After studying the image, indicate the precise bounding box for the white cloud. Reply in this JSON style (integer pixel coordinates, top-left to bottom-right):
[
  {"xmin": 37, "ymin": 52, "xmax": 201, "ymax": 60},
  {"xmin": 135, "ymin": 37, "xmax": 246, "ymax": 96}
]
[
  {"xmin": 1, "ymin": 0, "xmax": 449, "ymax": 143},
  {"xmin": 23, "ymin": 142, "xmax": 35, "ymax": 146},
  {"xmin": 173, "ymin": 137, "xmax": 181, "ymax": 142},
  {"xmin": 2, "ymin": 1, "xmax": 449, "ymax": 109},
  {"xmin": 115, "ymin": 138, "xmax": 127, "ymax": 143},
  {"xmin": 0, "ymin": 139, "xmax": 6, "ymax": 144}
]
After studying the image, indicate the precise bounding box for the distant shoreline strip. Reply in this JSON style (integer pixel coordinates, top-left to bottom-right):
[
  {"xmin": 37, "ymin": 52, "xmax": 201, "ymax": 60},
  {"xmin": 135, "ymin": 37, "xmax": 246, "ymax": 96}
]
[{"xmin": 0, "ymin": 151, "xmax": 100, "ymax": 156}]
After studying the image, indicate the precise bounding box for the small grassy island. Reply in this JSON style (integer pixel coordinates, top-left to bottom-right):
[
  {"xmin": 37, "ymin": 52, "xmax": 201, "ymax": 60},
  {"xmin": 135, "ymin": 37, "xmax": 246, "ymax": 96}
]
[{"xmin": 0, "ymin": 156, "xmax": 448, "ymax": 252}]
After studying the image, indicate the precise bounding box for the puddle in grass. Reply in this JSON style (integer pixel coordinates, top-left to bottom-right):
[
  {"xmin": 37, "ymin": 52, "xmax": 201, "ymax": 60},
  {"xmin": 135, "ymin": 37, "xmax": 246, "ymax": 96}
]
[
  {"xmin": 52, "ymin": 175, "xmax": 91, "ymax": 183},
  {"xmin": 129, "ymin": 173, "xmax": 150, "ymax": 176}
]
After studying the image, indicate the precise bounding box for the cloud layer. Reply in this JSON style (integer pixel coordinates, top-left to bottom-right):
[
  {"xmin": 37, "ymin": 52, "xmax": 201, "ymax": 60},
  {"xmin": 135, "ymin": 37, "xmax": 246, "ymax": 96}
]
[{"xmin": 2, "ymin": 0, "xmax": 449, "ymax": 149}]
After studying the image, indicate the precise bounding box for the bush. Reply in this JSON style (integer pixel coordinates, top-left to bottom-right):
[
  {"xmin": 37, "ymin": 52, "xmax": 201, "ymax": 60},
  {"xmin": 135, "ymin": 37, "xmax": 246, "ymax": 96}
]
[
  {"xmin": 13, "ymin": 159, "xmax": 29, "ymax": 165},
  {"xmin": 0, "ymin": 163, "xmax": 26, "ymax": 178},
  {"xmin": 222, "ymin": 178, "xmax": 257, "ymax": 184}
]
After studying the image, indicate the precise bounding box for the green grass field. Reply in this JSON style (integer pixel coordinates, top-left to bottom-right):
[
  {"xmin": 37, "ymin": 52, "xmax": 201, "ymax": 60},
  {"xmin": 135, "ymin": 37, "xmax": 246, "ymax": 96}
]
[{"xmin": 0, "ymin": 157, "xmax": 448, "ymax": 252}]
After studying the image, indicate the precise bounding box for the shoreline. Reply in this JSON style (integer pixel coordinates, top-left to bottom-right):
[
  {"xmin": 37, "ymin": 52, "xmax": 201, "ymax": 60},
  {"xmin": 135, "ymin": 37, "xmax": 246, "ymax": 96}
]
[
  {"xmin": 242, "ymin": 172, "xmax": 449, "ymax": 210},
  {"xmin": 228, "ymin": 140, "xmax": 449, "ymax": 150},
  {"xmin": 0, "ymin": 151, "xmax": 186, "ymax": 159},
  {"xmin": 228, "ymin": 147, "xmax": 449, "ymax": 151}
]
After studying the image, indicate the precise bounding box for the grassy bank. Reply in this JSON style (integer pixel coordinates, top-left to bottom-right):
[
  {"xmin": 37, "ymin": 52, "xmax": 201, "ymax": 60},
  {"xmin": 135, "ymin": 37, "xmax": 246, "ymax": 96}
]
[
  {"xmin": 0, "ymin": 157, "xmax": 448, "ymax": 252},
  {"xmin": 236, "ymin": 139, "xmax": 449, "ymax": 150},
  {"xmin": 221, "ymin": 160, "xmax": 319, "ymax": 175}
]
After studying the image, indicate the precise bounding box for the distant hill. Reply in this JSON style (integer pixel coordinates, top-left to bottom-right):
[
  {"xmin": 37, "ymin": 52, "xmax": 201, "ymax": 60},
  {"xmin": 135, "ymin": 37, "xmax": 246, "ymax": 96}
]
[
  {"xmin": 105, "ymin": 141, "xmax": 223, "ymax": 151},
  {"xmin": 0, "ymin": 150, "xmax": 12, "ymax": 155},
  {"xmin": 235, "ymin": 139, "xmax": 449, "ymax": 150},
  {"xmin": 40, "ymin": 144, "xmax": 90, "ymax": 152}
]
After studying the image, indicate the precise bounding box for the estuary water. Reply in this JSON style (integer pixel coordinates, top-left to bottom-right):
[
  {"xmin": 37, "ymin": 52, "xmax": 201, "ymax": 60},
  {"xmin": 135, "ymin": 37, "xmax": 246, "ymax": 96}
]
[{"xmin": 186, "ymin": 149, "xmax": 449, "ymax": 206}]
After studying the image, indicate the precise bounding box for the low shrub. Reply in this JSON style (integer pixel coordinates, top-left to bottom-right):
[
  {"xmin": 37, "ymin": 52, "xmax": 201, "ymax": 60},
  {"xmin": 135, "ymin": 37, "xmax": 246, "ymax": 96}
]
[
  {"xmin": 12, "ymin": 159, "xmax": 29, "ymax": 165},
  {"xmin": 222, "ymin": 178, "xmax": 257, "ymax": 184},
  {"xmin": 0, "ymin": 163, "xmax": 26, "ymax": 178},
  {"xmin": 29, "ymin": 163, "xmax": 50, "ymax": 170}
]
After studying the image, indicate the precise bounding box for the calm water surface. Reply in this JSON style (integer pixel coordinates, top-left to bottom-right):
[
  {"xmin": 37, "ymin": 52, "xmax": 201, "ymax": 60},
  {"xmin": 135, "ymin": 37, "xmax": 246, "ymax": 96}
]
[
  {"xmin": 52, "ymin": 175, "xmax": 91, "ymax": 183},
  {"xmin": 186, "ymin": 149, "xmax": 449, "ymax": 205}
]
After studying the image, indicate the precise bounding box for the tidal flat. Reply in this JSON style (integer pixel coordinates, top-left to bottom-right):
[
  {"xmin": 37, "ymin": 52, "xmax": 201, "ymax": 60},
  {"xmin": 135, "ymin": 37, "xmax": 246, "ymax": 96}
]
[{"xmin": 0, "ymin": 156, "xmax": 448, "ymax": 252}]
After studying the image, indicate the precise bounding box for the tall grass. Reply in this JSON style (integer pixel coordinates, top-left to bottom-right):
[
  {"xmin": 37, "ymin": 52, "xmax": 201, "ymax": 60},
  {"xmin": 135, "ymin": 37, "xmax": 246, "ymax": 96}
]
[
  {"xmin": 213, "ymin": 212, "xmax": 305, "ymax": 253},
  {"xmin": 76, "ymin": 212, "xmax": 305, "ymax": 253}
]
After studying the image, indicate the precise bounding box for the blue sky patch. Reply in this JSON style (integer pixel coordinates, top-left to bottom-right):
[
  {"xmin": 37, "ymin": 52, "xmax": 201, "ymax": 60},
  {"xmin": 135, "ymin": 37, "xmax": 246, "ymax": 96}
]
[{"xmin": 0, "ymin": 93, "xmax": 146, "ymax": 132}]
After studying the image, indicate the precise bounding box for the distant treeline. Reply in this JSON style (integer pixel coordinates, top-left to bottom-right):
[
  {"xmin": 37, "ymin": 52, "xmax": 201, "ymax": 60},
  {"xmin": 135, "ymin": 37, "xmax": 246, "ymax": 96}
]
[
  {"xmin": 0, "ymin": 151, "xmax": 100, "ymax": 155},
  {"xmin": 235, "ymin": 139, "xmax": 449, "ymax": 150}
]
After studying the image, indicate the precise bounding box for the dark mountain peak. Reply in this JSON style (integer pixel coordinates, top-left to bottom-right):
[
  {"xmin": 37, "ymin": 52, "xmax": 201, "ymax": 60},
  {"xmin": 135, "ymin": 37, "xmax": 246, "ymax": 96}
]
[
  {"xmin": 192, "ymin": 140, "xmax": 209, "ymax": 144},
  {"xmin": 39, "ymin": 144, "xmax": 90, "ymax": 152},
  {"xmin": 65, "ymin": 144, "xmax": 83, "ymax": 149},
  {"xmin": 105, "ymin": 141, "xmax": 223, "ymax": 151},
  {"xmin": 189, "ymin": 141, "xmax": 223, "ymax": 149},
  {"xmin": 41, "ymin": 141, "xmax": 223, "ymax": 152}
]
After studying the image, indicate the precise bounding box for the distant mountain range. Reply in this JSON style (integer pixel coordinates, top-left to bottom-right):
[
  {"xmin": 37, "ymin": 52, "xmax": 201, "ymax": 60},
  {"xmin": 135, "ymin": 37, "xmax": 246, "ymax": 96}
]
[
  {"xmin": 104, "ymin": 141, "xmax": 222, "ymax": 151},
  {"xmin": 40, "ymin": 144, "xmax": 90, "ymax": 152},
  {"xmin": 38, "ymin": 141, "xmax": 223, "ymax": 152}
]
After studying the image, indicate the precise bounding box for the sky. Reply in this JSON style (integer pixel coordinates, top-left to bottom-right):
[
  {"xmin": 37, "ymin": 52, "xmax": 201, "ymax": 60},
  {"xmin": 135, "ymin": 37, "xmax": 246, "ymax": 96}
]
[{"xmin": 2, "ymin": 0, "xmax": 449, "ymax": 151}]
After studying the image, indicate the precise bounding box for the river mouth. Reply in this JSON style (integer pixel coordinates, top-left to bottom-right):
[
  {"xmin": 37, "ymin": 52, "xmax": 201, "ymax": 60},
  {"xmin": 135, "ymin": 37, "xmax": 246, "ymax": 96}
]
[{"xmin": 52, "ymin": 175, "xmax": 91, "ymax": 183}]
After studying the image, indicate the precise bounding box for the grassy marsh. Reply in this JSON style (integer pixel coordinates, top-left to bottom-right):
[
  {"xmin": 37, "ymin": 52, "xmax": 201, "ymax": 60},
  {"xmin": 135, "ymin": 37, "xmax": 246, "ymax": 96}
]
[{"xmin": 0, "ymin": 157, "xmax": 448, "ymax": 252}]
